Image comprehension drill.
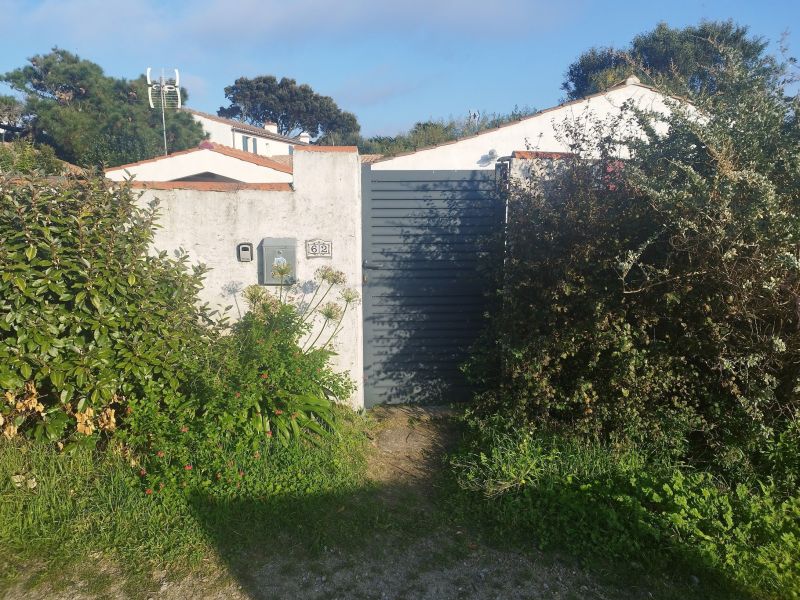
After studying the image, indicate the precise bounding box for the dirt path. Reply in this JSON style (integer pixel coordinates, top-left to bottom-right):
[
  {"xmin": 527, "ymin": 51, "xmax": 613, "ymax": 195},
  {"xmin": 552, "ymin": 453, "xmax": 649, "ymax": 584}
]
[
  {"xmin": 202, "ymin": 405, "xmax": 627, "ymax": 600},
  {"xmin": 6, "ymin": 406, "xmax": 686, "ymax": 600}
]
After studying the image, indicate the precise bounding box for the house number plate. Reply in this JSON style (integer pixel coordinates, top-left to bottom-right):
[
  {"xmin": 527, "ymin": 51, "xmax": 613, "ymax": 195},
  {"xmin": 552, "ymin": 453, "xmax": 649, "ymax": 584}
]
[{"xmin": 305, "ymin": 239, "xmax": 332, "ymax": 258}]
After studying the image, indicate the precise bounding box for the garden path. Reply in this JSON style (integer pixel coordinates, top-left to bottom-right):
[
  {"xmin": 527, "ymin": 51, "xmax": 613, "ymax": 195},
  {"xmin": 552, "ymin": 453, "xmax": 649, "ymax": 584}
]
[{"xmin": 15, "ymin": 406, "xmax": 668, "ymax": 600}]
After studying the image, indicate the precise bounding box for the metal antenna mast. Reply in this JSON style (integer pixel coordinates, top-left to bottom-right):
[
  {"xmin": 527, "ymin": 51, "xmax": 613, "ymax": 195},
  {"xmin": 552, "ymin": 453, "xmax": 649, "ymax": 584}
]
[{"xmin": 146, "ymin": 68, "xmax": 181, "ymax": 155}]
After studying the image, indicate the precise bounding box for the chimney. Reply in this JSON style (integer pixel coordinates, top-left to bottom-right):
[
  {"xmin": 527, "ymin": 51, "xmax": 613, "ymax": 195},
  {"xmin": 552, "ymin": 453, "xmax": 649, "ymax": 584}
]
[
  {"xmin": 264, "ymin": 121, "xmax": 278, "ymax": 134},
  {"xmin": 297, "ymin": 132, "xmax": 311, "ymax": 144}
]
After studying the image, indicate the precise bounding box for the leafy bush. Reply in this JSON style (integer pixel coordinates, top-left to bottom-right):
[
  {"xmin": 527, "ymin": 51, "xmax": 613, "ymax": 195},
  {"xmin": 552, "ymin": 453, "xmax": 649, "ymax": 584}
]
[
  {"xmin": 0, "ymin": 172, "xmax": 217, "ymax": 447},
  {"xmin": 127, "ymin": 267, "xmax": 360, "ymax": 492},
  {"xmin": 472, "ymin": 49, "xmax": 800, "ymax": 481},
  {"xmin": 453, "ymin": 417, "xmax": 800, "ymax": 598},
  {"xmin": 0, "ymin": 140, "xmax": 66, "ymax": 175}
]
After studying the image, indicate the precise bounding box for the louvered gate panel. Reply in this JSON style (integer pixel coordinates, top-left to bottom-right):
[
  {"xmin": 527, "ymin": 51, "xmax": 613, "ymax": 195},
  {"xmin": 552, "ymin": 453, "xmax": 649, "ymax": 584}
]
[{"xmin": 361, "ymin": 168, "xmax": 504, "ymax": 407}]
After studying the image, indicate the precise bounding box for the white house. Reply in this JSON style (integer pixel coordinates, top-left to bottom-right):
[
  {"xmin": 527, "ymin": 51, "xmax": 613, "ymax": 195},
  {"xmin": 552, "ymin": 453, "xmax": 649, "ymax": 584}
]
[
  {"xmin": 105, "ymin": 141, "xmax": 294, "ymax": 184},
  {"xmin": 185, "ymin": 109, "xmax": 310, "ymax": 156},
  {"xmin": 373, "ymin": 77, "xmax": 673, "ymax": 171}
]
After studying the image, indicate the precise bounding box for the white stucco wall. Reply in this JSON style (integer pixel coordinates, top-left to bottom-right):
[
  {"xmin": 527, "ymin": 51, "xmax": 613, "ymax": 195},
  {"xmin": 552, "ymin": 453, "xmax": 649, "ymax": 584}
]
[
  {"xmin": 135, "ymin": 148, "xmax": 365, "ymax": 408},
  {"xmin": 192, "ymin": 113, "xmax": 295, "ymax": 156},
  {"xmin": 105, "ymin": 149, "xmax": 293, "ymax": 183},
  {"xmin": 373, "ymin": 83, "xmax": 673, "ymax": 171}
]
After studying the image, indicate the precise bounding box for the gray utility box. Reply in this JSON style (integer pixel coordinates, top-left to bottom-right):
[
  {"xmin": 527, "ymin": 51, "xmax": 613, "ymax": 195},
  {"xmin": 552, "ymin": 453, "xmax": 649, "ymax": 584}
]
[{"xmin": 259, "ymin": 238, "xmax": 296, "ymax": 285}]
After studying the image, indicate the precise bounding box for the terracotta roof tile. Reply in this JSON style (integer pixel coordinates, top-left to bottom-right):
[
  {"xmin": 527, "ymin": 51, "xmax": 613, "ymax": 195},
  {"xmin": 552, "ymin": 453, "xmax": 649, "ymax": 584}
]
[
  {"xmin": 198, "ymin": 142, "xmax": 293, "ymax": 173},
  {"xmin": 106, "ymin": 143, "xmax": 293, "ymax": 174},
  {"xmin": 359, "ymin": 154, "xmax": 384, "ymax": 164},
  {"xmin": 127, "ymin": 181, "xmax": 293, "ymax": 192},
  {"xmin": 265, "ymin": 155, "xmax": 293, "ymax": 169}
]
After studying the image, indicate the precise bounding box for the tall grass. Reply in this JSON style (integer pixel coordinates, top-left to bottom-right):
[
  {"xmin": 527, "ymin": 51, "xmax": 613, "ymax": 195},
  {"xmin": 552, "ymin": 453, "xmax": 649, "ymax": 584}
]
[{"xmin": 0, "ymin": 409, "xmax": 371, "ymax": 592}]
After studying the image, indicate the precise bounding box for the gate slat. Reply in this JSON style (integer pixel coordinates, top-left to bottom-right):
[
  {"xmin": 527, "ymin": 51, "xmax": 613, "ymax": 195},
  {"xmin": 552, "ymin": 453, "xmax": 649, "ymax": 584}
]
[{"xmin": 362, "ymin": 166, "xmax": 503, "ymax": 407}]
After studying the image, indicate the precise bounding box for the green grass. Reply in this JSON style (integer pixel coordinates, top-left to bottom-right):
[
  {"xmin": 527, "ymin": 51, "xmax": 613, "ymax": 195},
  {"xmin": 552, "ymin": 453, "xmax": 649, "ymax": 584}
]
[
  {"xmin": 449, "ymin": 417, "xmax": 800, "ymax": 600},
  {"xmin": 0, "ymin": 409, "xmax": 379, "ymax": 597}
]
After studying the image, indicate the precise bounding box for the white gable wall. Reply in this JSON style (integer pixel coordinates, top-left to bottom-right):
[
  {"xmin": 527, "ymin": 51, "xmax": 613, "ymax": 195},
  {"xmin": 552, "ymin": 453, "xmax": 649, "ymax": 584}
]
[
  {"xmin": 105, "ymin": 149, "xmax": 293, "ymax": 183},
  {"xmin": 373, "ymin": 83, "xmax": 673, "ymax": 171},
  {"xmin": 192, "ymin": 113, "xmax": 295, "ymax": 157}
]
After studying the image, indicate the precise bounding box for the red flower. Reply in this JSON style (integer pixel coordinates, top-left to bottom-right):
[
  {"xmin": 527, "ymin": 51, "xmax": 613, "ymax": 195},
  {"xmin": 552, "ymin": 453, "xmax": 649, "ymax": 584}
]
[
  {"xmin": 239, "ymin": 471, "xmax": 245, "ymax": 478},
  {"xmin": 260, "ymin": 373, "xmax": 269, "ymax": 379},
  {"xmin": 274, "ymin": 409, "xmax": 283, "ymax": 415},
  {"xmin": 180, "ymin": 426, "xmax": 189, "ymax": 433},
  {"xmin": 156, "ymin": 451, "xmax": 165, "ymax": 458},
  {"xmin": 266, "ymin": 431, "xmax": 273, "ymax": 437},
  {"xmin": 139, "ymin": 469, "xmax": 146, "ymax": 476},
  {"xmin": 145, "ymin": 488, "xmax": 153, "ymax": 495},
  {"xmin": 235, "ymin": 392, "xmax": 241, "ymax": 398},
  {"xmin": 184, "ymin": 464, "xmax": 193, "ymax": 470}
]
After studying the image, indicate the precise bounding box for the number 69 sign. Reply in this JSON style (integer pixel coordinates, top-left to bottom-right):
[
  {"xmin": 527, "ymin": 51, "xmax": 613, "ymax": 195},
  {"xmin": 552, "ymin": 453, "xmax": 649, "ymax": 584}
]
[{"xmin": 305, "ymin": 239, "xmax": 332, "ymax": 258}]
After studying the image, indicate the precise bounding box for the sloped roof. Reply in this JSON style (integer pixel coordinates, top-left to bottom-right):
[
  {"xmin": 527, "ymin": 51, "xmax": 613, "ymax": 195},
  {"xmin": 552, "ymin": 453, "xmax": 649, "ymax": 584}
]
[
  {"xmin": 183, "ymin": 109, "xmax": 308, "ymax": 145},
  {"xmin": 106, "ymin": 142, "xmax": 293, "ymax": 174},
  {"xmin": 127, "ymin": 181, "xmax": 292, "ymax": 192},
  {"xmin": 372, "ymin": 79, "xmax": 676, "ymax": 164}
]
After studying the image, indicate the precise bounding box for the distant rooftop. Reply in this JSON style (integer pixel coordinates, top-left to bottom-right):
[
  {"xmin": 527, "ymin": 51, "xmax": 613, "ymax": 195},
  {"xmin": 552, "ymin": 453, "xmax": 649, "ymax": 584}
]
[{"xmin": 183, "ymin": 109, "xmax": 309, "ymax": 145}]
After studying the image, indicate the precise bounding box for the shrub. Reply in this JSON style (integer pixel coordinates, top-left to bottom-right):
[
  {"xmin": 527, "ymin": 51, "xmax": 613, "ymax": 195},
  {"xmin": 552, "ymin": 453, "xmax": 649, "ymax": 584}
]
[
  {"xmin": 131, "ymin": 271, "xmax": 360, "ymax": 491},
  {"xmin": 0, "ymin": 172, "xmax": 217, "ymax": 448},
  {"xmin": 0, "ymin": 140, "xmax": 65, "ymax": 175},
  {"xmin": 472, "ymin": 49, "xmax": 800, "ymax": 481}
]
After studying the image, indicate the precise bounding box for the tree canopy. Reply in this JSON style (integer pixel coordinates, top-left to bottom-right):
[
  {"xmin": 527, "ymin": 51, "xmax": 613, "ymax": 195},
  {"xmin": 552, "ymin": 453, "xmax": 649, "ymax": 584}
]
[
  {"xmin": 357, "ymin": 106, "xmax": 537, "ymax": 156},
  {"xmin": 1, "ymin": 49, "xmax": 205, "ymax": 167},
  {"xmin": 562, "ymin": 20, "xmax": 771, "ymax": 99},
  {"xmin": 218, "ymin": 75, "xmax": 360, "ymax": 141},
  {"xmin": 0, "ymin": 95, "xmax": 23, "ymax": 142}
]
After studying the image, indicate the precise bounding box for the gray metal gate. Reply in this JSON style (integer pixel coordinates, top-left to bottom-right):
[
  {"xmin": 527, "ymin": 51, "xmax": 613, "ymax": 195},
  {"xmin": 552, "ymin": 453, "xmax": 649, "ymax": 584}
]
[{"xmin": 361, "ymin": 167, "xmax": 504, "ymax": 407}]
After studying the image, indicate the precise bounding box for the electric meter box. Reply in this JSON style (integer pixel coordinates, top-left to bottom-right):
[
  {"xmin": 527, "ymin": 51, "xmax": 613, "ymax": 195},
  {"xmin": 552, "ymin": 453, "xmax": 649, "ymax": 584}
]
[
  {"xmin": 259, "ymin": 238, "xmax": 296, "ymax": 285},
  {"xmin": 236, "ymin": 242, "xmax": 254, "ymax": 262}
]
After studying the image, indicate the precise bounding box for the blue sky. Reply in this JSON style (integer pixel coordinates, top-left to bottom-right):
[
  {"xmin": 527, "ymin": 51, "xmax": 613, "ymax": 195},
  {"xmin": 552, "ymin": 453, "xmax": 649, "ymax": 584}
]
[{"xmin": 1, "ymin": 0, "xmax": 798, "ymax": 137}]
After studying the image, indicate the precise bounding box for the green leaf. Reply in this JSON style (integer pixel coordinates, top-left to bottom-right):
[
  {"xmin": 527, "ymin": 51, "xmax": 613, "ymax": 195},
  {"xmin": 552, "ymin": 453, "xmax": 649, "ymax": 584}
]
[{"xmin": 19, "ymin": 363, "xmax": 32, "ymax": 380}]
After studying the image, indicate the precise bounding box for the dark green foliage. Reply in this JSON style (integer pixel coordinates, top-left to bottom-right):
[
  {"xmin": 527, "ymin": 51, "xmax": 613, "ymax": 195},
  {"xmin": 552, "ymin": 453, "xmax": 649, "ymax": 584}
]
[
  {"xmin": 0, "ymin": 171, "xmax": 218, "ymax": 446},
  {"xmin": 218, "ymin": 75, "xmax": 361, "ymax": 140},
  {"xmin": 475, "ymin": 48, "xmax": 800, "ymax": 482},
  {"xmin": 2, "ymin": 49, "xmax": 206, "ymax": 167},
  {"xmin": 133, "ymin": 283, "xmax": 356, "ymax": 494},
  {"xmin": 452, "ymin": 419, "xmax": 800, "ymax": 598},
  {"xmin": 562, "ymin": 20, "xmax": 771, "ymax": 99},
  {"xmin": 460, "ymin": 39, "xmax": 800, "ymax": 600},
  {"xmin": 0, "ymin": 140, "xmax": 65, "ymax": 175}
]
